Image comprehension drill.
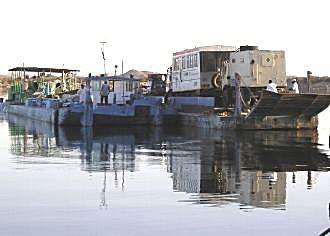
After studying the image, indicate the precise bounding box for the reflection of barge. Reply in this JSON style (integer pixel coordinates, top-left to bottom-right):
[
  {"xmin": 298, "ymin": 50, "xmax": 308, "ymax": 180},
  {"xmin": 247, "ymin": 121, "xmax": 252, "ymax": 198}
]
[
  {"xmin": 165, "ymin": 127, "xmax": 329, "ymax": 209},
  {"xmin": 7, "ymin": 114, "xmax": 330, "ymax": 210}
]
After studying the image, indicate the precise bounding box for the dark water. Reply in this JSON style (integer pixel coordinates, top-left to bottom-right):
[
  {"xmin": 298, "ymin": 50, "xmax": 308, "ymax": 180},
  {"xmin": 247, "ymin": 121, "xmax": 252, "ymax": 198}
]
[{"xmin": 0, "ymin": 109, "xmax": 330, "ymax": 236}]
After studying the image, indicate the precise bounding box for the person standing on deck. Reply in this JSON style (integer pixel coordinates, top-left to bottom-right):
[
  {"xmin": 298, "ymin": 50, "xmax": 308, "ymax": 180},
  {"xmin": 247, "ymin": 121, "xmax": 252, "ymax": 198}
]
[
  {"xmin": 100, "ymin": 81, "xmax": 110, "ymax": 105},
  {"xmin": 266, "ymin": 80, "xmax": 278, "ymax": 93},
  {"xmin": 291, "ymin": 79, "xmax": 300, "ymax": 94},
  {"xmin": 77, "ymin": 84, "xmax": 86, "ymax": 103},
  {"xmin": 54, "ymin": 82, "xmax": 64, "ymax": 96},
  {"xmin": 223, "ymin": 76, "xmax": 233, "ymax": 107}
]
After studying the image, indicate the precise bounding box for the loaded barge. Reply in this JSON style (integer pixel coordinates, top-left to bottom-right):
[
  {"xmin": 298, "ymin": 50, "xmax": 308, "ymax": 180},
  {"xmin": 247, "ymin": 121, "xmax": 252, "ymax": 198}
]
[
  {"xmin": 164, "ymin": 45, "xmax": 330, "ymax": 129},
  {"xmin": 1, "ymin": 45, "xmax": 330, "ymax": 130}
]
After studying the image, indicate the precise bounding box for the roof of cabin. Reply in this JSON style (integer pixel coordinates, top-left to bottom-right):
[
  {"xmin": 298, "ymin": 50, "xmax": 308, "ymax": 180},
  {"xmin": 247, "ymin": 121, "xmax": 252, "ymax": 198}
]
[
  {"xmin": 8, "ymin": 67, "xmax": 80, "ymax": 73},
  {"xmin": 173, "ymin": 45, "xmax": 236, "ymax": 56},
  {"xmin": 90, "ymin": 75, "xmax": 139, "ymax": 81},
  {"xmin": 89, "ymin": 69, "xmax": 157, "ymax": 81}
]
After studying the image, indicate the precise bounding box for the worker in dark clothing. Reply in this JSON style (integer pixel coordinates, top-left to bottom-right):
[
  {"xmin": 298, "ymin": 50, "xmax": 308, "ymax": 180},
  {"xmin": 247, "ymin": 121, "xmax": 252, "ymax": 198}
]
[{"xmin": 223, "ymin": 76, "xmax": 233, "ymax": 108}]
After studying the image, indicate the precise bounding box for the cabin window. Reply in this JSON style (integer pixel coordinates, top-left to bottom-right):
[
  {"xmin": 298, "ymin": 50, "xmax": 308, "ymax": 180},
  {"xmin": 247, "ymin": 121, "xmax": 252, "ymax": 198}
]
[
  {"xmin": 125, "ymin": 81, "xmax": 129, "ymax": 91},
  {"xmin": 232, "ymin": 58, "xmax": 236, "ymax": 63},
  {"xmin": 179, "ymin": 54, "xmax": 199, "ymax": 69},
  {"xmin": 173, "ymin": 58, "xmax": 177, "ymax": 71},
  {"xmin": 193, "ymin": 54, "xmax": 198, "ymax": 67},
  {"xmin": 187, "ymin": 55, "xmax": 192, "ymax": 68},
  {"xmin": 126, "ymin": 80, "xmax": 133, "ymax": 92},
  {"xmin": 189, "ymin": 55, "xmax": 193, "ymax": 68},
  {"xmin": 200, "ymin": 52, "xmax": 217, "ymax": 72},
  {"xmin": 173, "ymin": 57, "xmax": 181, "ymax": 71},
  {"xmin": 200, "ymin": 51, "xmax": 231, "ymax": 72},
  {"xmin": 189, "ymin": 55, "xmax": 192, "ymax": 68},
  {"xmin": 109, "ymin": 81, "xmax": 114, "ymax": 92},
  {"xmin": 240, "ymin": 58, "xmax": 244, "ymax": 63},
  {"xmin": 182, "ymin": 56, "xmax": 186, "ymax": 69}
]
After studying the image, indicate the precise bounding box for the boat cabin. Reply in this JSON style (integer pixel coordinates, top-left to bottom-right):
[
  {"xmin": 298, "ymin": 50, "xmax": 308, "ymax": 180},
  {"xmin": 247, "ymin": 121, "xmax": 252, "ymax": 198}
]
[
  {"xmin": 170, "ymin": 45, "xmax": 235, "ymax": 93},
  {"xmin": 148, "ymin": 73, "xmax": 166, "ymax": 96},
  {"xmin": 229, "ymin": 46, "xmax": 286, "ymax": 88},
  {"xmin": 169, "ymin": 45, "xmax": 287, "ymax": 94},
  {"xmin": 90, "ymin": 75, "xmax": 139, "ymax": 105},
  {"xmin": 7, "ymin": 67, "xmax": 80, "ymax": 102}
]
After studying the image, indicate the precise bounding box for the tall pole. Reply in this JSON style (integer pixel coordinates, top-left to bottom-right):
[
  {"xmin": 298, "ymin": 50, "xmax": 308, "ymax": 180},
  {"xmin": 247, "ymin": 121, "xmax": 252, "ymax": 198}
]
[
  {"xmin": 100, "ymin": 41, "xmax": 107, "ymax": 75},
  {"xmin": 23, "ymin": 62, "xmax": 25, "ymax": 80}
]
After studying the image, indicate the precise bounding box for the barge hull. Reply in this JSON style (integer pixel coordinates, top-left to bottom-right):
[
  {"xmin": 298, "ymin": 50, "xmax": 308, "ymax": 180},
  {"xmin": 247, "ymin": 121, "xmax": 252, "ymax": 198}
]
[{"xmin": 6, "ymin": 105, "xmax": 58, "ymax": 124}]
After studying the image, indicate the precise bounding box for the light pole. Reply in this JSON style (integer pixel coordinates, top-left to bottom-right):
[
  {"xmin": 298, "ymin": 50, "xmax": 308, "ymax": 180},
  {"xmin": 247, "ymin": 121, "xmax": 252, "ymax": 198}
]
[
  {"xmin": 100, "ymin": 41, "xmax": 107, "ymax": 75},
  {"xmin": 114, "ymin": 65, "xmax": 118, "ymax": 76}
]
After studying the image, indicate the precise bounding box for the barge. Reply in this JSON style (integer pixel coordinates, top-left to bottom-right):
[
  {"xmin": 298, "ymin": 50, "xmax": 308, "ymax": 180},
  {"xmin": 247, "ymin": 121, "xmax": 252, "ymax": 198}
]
[
  {"xmin": 1, "ymin": 45, "xmax": 330, "ymax": 130},
  {"xmin": 163, "ymin": 45, "xmax": 330, "ymax": 130}
]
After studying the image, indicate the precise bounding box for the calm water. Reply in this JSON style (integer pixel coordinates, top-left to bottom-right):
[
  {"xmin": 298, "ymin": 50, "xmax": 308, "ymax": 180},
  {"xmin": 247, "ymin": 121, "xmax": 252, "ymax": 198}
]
[{"xmin": 0, "ymin": 109, "xmax": 330, "ymax": 236}]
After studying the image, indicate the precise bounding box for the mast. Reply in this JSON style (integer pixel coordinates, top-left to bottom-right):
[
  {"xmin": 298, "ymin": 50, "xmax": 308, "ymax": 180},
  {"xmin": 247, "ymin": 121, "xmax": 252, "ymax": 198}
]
[
  {"xmin": 121, "ymin": 59, "xmax": 124, "ymax": 75},
  {"xmin": 100, "ymin": 41, "xmax": 107, "ymax": 75}
]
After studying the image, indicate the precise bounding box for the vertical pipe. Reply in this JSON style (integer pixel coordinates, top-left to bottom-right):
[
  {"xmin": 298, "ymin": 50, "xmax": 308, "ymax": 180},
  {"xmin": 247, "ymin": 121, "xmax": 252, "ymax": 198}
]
[
  {"xmin": 81, "ymin": 74, "xmax": 94, "ymax": 127},
  {"xmin": 23, "ymin": 63, "xmax": 25, "ymax": 80},
  {"xmin": 122, "ymin": 80, "xmax": 125, "ymax": 104},
  {"xmin": 307, "ymin": 71, "xmax": 312, "ymax": 93},
  {"xmin": 234, "ymin": 73, "xmax": 241, "ymax": 118}
]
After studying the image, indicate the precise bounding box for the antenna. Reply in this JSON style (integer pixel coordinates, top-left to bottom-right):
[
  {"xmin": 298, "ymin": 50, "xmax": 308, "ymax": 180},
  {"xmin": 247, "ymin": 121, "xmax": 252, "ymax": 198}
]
[
  {"xmin": 100, "ymin": 41, "xmax": 107, "ymax": 75},
  {"xmin": 121, "ymin": 59, "xmax": 124, "ymax": 75}
]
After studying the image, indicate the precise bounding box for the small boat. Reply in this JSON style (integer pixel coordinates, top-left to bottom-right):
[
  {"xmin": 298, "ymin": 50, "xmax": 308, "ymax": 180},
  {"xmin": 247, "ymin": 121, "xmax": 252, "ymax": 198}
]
[{"xmin": 6, "ymin": 66, "xmax": 81, "ymax": 103}]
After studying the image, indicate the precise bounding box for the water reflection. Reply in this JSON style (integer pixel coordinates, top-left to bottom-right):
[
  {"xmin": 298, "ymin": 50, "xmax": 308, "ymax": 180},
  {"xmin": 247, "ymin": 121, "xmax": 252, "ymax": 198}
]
[
  {"xmin": 6, "ymin": 114, "xmax": 330, "ymax": 211},
  {"xmin": 166, "ymin": 128, "xmax": 329, "ymax": 209}
]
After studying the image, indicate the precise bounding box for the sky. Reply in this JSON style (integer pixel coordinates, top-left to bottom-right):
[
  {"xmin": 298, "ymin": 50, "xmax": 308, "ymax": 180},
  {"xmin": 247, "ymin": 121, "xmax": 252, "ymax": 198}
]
[{"xmin": 0, "ymin": 0, "xmax": 329, "ymax": 77}]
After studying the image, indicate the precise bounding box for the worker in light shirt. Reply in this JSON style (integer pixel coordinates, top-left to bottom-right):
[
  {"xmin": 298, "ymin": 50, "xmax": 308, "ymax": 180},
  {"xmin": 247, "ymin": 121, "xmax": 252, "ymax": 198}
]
[
  {"xmin": 77, "ymin": 84, "xmax": 86, "ymax": 103},
  {"xmin": 291, "ymin": 79, "xmax": 300, "ymax": 94},
  {"xmin": 100, "ymin": 81, "xmax": 110, "ymax": 105},
  {"xmin": 266, "ymin": 80, "xmax": 278, "ymax": 93}
]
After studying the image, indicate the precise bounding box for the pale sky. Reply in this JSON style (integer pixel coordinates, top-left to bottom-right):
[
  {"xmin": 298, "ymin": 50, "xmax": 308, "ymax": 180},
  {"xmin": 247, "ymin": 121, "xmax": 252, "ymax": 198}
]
[{"xmin": 1, "ymin": 0, "xmax": 329, "ymax": 77}]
